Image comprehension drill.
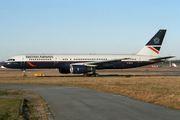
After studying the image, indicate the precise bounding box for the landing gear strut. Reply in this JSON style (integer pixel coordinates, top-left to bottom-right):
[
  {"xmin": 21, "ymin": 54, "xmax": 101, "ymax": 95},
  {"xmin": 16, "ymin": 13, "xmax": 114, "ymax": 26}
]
[{"xmin": 21, "ymin": 69, "xmax": 27, "ymax": 77}]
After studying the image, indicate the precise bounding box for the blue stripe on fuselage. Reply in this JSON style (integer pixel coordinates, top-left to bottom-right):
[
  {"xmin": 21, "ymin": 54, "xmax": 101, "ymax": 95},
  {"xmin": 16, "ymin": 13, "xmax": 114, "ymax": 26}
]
[{"xmin": 3, "ymin": 61, "xmax": 158, "ymax": 69}]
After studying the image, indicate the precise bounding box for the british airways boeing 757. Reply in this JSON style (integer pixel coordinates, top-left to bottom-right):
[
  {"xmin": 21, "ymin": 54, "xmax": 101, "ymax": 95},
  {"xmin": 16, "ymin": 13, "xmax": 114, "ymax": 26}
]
[{"xmin": 3, "ymin": 30, "xmax": 174, "ymax": 77}]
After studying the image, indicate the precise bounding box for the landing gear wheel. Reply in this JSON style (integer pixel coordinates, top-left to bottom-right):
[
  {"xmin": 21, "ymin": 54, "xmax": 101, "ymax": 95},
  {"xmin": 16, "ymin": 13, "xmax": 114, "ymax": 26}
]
[
  {"xmin": 83, "ymin": 73, "xmax": 99, "ymax": 77},
  {"xmin": 95, "ymin": 73, "xmax": 99, "ymax": 77},
  {"xmin": 83, "ymin": 67, "xmax": 99, "ymax": 77},
  {"xmin": 83, "ymin": 73, "xmax": 87, "ymax": 77},
  {"xmin": 83, "ymin": 73, "xmax": 90, "ymax": 77},
  {"xmin": 91, "ymin": 73, "xmax": 99, "ymax": 77},
  {"xmin": 23, "ymin": 74, "xmax": 27, "ymax": 77}
]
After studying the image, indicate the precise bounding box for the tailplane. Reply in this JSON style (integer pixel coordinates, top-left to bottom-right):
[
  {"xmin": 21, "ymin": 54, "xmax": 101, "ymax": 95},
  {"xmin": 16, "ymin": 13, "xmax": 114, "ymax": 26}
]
[{"xmin": 136, "ymin": 29, "xmax": 166, "ymax": 56}]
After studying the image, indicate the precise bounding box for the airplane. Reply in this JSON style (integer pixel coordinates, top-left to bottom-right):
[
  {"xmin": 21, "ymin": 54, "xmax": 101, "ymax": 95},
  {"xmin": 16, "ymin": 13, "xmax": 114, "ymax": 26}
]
[{"xmin": 3, "ymin": 29, "xmax": 174, "ymax": 77}]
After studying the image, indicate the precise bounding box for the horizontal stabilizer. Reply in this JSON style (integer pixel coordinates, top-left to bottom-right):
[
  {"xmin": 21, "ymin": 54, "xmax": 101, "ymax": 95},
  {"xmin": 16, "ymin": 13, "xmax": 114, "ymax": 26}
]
[{"xmin": 150, "ymin": 56, "xmax": 175, "ymax": 61}]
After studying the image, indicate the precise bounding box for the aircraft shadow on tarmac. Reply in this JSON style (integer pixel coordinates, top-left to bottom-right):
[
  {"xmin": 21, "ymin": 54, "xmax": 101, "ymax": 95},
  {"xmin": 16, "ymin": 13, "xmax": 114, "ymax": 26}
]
[
  {"xmin": 37, "ymin": 73, "xmax": 180, "ymax": 77},
  {"xmin": 39, "ymin": 74, "xmax": 145, "ymax": 77}
]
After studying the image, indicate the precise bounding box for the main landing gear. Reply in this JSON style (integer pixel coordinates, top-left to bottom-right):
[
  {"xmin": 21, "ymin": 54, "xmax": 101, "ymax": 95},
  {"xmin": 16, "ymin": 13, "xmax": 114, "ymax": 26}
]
[
  {"xmin": 83, "ymin": 68, "xmax": 99, "ymax": 77},
  {"xmin": 83, "ymin": 73, "xmax": 99, "ymax": 77},
  {"xmin": 21, "ymin": 69, "xmax": 27, "ymax": 77}
]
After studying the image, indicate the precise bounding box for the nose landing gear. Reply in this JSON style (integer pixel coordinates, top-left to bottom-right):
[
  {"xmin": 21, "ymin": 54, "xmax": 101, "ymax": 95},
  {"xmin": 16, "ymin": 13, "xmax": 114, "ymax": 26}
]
[{"xmin": 21, "ymin": 69, "xmax": 27, "ymax": 77}]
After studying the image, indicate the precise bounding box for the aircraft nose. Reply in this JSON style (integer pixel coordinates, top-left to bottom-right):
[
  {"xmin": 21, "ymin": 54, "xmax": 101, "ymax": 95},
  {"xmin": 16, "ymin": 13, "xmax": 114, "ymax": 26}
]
[{"xmin": 2, "ymin": 62, "xmax": 8, "ymax": 67}]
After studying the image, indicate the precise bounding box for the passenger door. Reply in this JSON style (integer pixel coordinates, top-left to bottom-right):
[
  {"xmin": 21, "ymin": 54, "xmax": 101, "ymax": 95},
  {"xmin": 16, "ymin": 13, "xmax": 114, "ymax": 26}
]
[
  {"xmin": 54, "ymin": 57, "xmax": 58, "ymax": 67},
  {"xmin": 21, "ymin": 57, "xmax": 25, "ymax": 66}
]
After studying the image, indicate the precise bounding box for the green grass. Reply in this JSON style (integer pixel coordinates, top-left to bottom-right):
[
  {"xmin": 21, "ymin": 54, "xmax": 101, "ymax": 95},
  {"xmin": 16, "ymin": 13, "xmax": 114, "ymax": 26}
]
[
  {"xmin": 0, "ymin": 90, "xmax": 24, "ymax": 120},
  {"xmin": 0, "ymin": 91, "xmax": 8, "ymax": 96},
  {"xmin": 0, "ymin": 98, "xmax": 22, "ymax": 120},
  {"xmin": 0, "ymin": 90, "xmax": 48, "ymax": 120}
]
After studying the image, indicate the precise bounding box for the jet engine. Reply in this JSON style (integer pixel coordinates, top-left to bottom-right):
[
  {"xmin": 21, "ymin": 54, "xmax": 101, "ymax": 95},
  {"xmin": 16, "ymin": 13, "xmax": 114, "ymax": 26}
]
[{"xmin": 70, "ymin": 65, "xmax": 93, "ymax": 74}]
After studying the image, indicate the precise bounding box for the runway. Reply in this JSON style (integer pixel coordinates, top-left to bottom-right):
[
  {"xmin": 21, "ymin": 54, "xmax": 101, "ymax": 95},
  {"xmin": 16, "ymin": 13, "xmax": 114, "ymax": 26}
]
[{"xmin": 0, "ymin": 84, "xmax": 180, "ymax": 120}]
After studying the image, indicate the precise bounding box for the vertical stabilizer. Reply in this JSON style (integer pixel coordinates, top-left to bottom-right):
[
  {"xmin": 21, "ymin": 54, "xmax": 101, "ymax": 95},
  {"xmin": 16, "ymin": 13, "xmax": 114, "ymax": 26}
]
[{"xmin": 136, "ymin": 30, "xmax": 166, "ymax": 56}]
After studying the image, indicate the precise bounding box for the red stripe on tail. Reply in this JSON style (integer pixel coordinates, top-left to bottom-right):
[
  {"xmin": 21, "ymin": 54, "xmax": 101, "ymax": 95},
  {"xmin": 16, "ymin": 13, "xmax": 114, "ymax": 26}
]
[{"xmin": 147, "ymin": 46, "xmax": 159, "ymax": 54}]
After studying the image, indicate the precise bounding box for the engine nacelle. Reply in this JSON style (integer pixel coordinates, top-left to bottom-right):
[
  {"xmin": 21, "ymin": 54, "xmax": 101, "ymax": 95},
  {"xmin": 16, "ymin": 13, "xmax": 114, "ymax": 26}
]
[
  {"xmin": 59, "ymin": 68, "xmax": 70, "ymax": 74},
  {"xmin": 70, "ymin": 65, "xmax": 92, "ymax": 74}
]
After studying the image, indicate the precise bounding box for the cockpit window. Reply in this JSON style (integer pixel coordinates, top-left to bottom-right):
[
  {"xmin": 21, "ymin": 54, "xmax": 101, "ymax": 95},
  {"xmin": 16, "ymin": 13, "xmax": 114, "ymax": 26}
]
[{"xmin": 7, "ymin": 59, "xmax": 15, "ymax": 61}]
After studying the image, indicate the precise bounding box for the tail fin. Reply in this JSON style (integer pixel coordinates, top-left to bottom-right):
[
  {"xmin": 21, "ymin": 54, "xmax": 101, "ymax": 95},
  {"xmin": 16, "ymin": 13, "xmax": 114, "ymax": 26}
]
[{"xmin": 136, "ymin": 29, "xmax": 166, "ymax": 56}]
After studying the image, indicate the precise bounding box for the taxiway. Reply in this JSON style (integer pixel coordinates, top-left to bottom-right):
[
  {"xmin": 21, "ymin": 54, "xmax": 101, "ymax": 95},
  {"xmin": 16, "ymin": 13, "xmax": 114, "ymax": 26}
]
[{"xmin": 0, "ymin": 84, "xmax": 180, "ymax": 120}]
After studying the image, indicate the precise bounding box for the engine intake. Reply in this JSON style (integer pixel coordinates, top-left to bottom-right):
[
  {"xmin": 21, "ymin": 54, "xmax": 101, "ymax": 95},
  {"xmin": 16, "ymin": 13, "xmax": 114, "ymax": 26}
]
[{"xmin": 70, "ymin": 65, "xmax": 93, "ymax": 74}]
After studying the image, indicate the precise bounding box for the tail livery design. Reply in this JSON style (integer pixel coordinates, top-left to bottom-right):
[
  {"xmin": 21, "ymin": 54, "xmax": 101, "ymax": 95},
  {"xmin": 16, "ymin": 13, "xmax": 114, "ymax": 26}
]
[{"xmin": 137, "ymin": 30, "xmax": 166, "ymax": 56}]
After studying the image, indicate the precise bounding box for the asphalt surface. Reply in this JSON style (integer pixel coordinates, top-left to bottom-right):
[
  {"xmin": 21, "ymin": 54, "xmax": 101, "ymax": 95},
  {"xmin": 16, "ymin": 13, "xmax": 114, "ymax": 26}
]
[
  {"xmin": 0, "ymin": 84, "xmax": 180, "ymax": 120},
  {"xmin": 1, "ymin": 68, "xmax": 180, "ymax": 76}
]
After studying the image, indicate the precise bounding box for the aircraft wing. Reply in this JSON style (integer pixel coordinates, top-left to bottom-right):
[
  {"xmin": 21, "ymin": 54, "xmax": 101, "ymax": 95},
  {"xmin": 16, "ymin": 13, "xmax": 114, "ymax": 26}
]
[
  {"xmin": 150, "ymin": 56, "xmax": 175, "ymax": 61},
  {"xmin": 71, "ymin": 58, "xmax": 129, "ymax": 67}
]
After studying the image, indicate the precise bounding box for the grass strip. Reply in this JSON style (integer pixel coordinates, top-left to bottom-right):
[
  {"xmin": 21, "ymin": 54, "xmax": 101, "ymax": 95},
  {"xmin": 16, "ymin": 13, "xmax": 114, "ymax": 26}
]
[{"xmin": 0, "ymin": 98, "xmax": 22, "ymax": 120}]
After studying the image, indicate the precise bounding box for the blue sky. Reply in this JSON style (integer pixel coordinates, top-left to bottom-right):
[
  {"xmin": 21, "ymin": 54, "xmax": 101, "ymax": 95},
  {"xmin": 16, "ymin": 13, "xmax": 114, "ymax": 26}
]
[{"xmin": 0, "ymin": 0, "xmax": 180, "ymax": 61}]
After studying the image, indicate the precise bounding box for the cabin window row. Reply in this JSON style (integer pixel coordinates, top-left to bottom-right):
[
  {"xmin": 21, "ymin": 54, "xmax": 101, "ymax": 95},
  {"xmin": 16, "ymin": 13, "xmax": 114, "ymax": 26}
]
[
  {"xmin": 29, "ymin": 59, "xmax": 52, "ymax": 61},
  {"xmin": 63, "ymin": 58, "xmax": 107, "ymax": 61}
]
